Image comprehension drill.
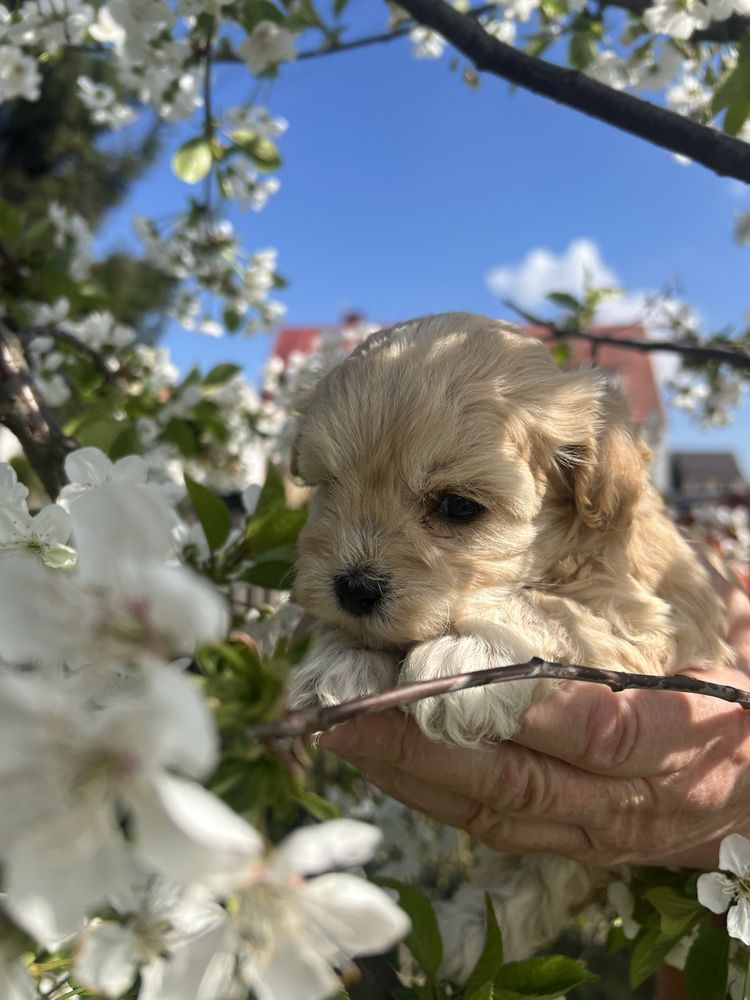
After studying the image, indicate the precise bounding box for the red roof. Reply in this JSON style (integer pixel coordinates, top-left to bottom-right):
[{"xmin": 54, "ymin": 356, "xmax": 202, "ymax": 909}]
[{"xmin": 271, "ymin": 321, "xmax": 663, "ymax": 427}]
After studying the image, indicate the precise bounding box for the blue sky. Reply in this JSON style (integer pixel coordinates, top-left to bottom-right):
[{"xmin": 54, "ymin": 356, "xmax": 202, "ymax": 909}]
[{"xmin": 100, "ymin": 4, "xmax": 750, "ymax": 471}]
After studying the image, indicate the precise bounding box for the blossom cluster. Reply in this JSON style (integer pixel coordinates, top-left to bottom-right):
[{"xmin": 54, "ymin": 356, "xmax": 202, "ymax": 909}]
[{"xmin": 0, "ymin": 449, "xmax": 409, "ymax": 999}]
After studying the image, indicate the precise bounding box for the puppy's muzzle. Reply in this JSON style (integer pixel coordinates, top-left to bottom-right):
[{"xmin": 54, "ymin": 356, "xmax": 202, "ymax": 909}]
[{"xmin": 334, "ymin": 572, "xmax": 389, "ymax": 617}]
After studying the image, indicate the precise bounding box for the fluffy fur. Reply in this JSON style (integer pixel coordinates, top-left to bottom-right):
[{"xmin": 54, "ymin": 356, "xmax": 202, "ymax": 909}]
[{"xmin": 289, "ymin": 312, "xmax": 729, "ymax": 977}]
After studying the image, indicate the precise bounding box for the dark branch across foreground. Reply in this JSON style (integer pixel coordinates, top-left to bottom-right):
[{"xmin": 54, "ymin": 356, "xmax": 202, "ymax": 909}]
[
  {"xmin": 0, "ymin": 323, "xmax": 72, "ymax": 499},
  {"xmin": 395, "ymin": 0, "xmax": 750, "ymax": 184},
  {"xmin": 253, "ymin": 657, "xmax": 750, "ymax": 739},
  {"xmin": 507, "ymin": 303, "xmax": 750, "ymax": 371}
]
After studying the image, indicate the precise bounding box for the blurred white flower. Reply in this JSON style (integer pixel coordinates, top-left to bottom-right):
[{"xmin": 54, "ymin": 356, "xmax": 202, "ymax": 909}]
[
  {"xmin": 698, "ymin": 834, "xmax": 750, "ymax": 945},
  {"xmin": 239, "ymin": 21, "xmax": 299, "ymax": 75},
  {"xmin": 216, "ymin": 820, "xmax": 411, "ymax": 1000},
  {"xmin": 0, "ymin": 46, "xmax": 41, "ymax": 102},
  {"xmin": 0, "ymin": 666, "xmax": 254, "ymax": 946},
  {"xmin": 409, "ymin": 26, "xmax": 446, "ymax": 58},
  {"xmin": 74, "ymin": 878, "xmax": 229, "ymax": 1000},
  {"xmin": 643, "ymin": 0, "xmax": 710, "ymax": 38}
]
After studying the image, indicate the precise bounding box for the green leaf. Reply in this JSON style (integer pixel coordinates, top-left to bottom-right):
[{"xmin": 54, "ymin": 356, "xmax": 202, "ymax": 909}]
[
  {"xmin": 239, "ymin": 0, "xmax": 285, "ymax": 31},
  {"xmin": 185, "ymin": 475, "xmax": 232, "ymax": 551},
  {"xmin": 569, "ymin": 31, "xmax": 597, "ymax": 70},
  {"xmin": 464, "ymin": 895, "xmax": 504, "ymax": 998},
  {"xmin": 546, "ymin": 291, "xmax": 580, "ymax": 310},
  {"xmin": 230, "ymin": 130, "xmax": 282, "ymax": 171},
  {"xmin": 172, "ymin": 137, "xmax": 214, "ymax": 184},
  {"xmin": 109, "ymin": 425, "xmax": 140, "ymax": 461},
  {"xmin": 552, "ymin": 342, "xmax": 571, "ymax": 366},
  {"xmin": 241, "ymin": 559, "xmax": 295, "ymax": 589},
  {"xmin": 0, "ymin": 198, "xmax": 23, "ymax": 241},
  {"xmin": 249, "ymin": 508, "xmax": 307, "ymax": 556},
  {"xmin": 644, "ymin": 887, "xmax": 704, "ymax": 939},
  {"xmin": 250, "ymin": 463, "xmax": 287, "ymax": 520},
  {"xmin": 494, "ymin": 955, "xmax": 598, "ymax": 995},
  {"xmin": 203, "ymin": 363, "xmax": 242, "ymax": 386},
  {"xmin": 163, "ymin": 417, "xmax": 199, "ymax": 457},
  {"xmin": 377, "ymin": 880, "xmax": 442, "ymax": 983},
  {"xmin": 711, "ymin": 30, "xmax": 750, "ymax": 135},
  {"xmin": 630, "ymin": 915, "xmax": 684, "ymax": 989},
  {"xmin": 684, "ymin": 921, "xmax": 728, "ymax": 1000}
]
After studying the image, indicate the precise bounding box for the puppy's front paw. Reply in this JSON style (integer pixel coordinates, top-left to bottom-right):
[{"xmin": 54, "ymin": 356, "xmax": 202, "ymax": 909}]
[
  {"xmin": 289, "ymin": 629, "xmax": 399, "ymax": 709},
  {"xmin": 402, "ymin": 629, "xmax": 549, "ymax": 746}
]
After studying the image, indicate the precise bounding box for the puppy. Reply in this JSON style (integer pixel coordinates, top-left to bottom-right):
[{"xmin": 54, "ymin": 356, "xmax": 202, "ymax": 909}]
[{"xmin": 289, "ymin": 312, "xmax": 728, "ymax": 978}]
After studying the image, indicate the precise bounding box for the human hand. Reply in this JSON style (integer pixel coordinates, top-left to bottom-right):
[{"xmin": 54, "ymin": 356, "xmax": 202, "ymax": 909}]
[{"xmin": 318, "ymin": 581, "xmax": 750, "ymax": 870}]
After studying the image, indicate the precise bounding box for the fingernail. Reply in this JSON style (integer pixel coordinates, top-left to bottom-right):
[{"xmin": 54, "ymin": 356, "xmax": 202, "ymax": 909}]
[{"xmin": 317, "ymin": 721, "xmax": 355, "ymax": 751}]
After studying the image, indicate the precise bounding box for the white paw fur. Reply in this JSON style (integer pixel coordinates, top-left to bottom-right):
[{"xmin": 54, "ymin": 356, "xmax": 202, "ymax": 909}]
[
  {"xmin": 288, "ymin": 629, "xmax": 399, "ymax": 708},
  {"xmin": 401, "ymin": 625, "xmax": 550, "ymax": 747}
]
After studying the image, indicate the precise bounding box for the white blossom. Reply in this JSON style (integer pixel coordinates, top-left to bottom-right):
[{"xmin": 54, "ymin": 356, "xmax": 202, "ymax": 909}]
[
  {"xmin": 239, "ymin": 21, "xmax": 299, "ymax": 75},
  {"xmin": 214, "ymin": 820, "xmax": 411, "ymax": 1000},
  {"xmin": 409, "ymin": 26, "xmax": 446, "ymax": 59},
  {"xmin": 0, "ymin": 503, "xmax": 75, "ymax": 569},
  {"xmin": 73, "ymin": 878, "xmax": 229, "ymax": 1000},
  {"xmin": 0, "ymin": 46, "xmax": 41, "ymax": 102},
  {"xmin": 643, "ymin": 0, "xmax": 710, "ymax": 39},
  {"xmin": 0, "ymin": 464, "xmax": 28, "ymax": 510},
  {"xmin": 0, "ymin": 666, "xmax": 255, "ymax": 946},
  {"xmin": 698, "ymin": 834, "xmax": 750, "ymax": 945}
]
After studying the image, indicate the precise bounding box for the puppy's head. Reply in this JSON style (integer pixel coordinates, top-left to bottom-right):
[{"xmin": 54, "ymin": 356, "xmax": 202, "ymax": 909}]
[{"xmin": 292, "ymin": 313, "xmax": 647, "ymax": 650}]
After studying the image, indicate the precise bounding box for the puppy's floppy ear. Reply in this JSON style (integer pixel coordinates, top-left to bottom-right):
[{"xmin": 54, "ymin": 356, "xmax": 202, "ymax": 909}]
[
  {"xmin": 289, "ymin": 382, "xmax": 320, "ymax": 481},
  {"xmin": 557, "ymin": 391, "xmax": 651, "ymax": 532}
]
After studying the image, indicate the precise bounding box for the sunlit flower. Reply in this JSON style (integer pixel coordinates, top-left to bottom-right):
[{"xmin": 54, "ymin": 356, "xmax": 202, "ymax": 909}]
[{"xmin": 697, "ymin": 834, "xmax": 750, "ymax": 945}]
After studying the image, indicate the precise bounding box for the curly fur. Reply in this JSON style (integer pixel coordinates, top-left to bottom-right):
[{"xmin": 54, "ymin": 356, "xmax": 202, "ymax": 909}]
[{"xmin": 289, "ymin": 312, "xmax": 729, "ymax": 974}]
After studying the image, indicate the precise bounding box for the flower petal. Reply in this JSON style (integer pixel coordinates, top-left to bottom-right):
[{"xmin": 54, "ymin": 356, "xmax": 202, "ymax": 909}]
[
  {"xmin": 302, "ymin": 873, "xmax": 411, "ymax": 958},
  {"xmin": 74, "ymin": 920, "xmax": 139, "ymax": 998},
  {"xmin": 719, "ymin": 833, "xmax": 750, "ymax": 878},
  {"xmin": 65, "ymin": 447, "xmax": 112, "ymax": 487},
  {"xmin": 728, "ymin": 898, "xmax": 750, "ymax": 947},
  {"xmin": 69, "ymin": 484, "xmax": 173, "ymax": 581},
  {"xmin": 128, "ymin": 773, "xmax": 261, "ymax": 885},
  {"xmin": 30, "ymin": 504, "xmax": 71, "ymax": 545},
  {"xmin": 242, "ymin": 933, "xmax": 341, "ymax": 1000},
  {"xmin": 697, "ymin": 872, "xmax": 735, "ymax": 914},
  {"xmin": 272, "ymin": 819, "xmax": 382, "ymax": 878}
]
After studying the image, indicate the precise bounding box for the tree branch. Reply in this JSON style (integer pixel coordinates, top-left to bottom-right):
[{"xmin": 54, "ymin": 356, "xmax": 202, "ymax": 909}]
[
  {"xmin": 0, "ymin": 322, "xmax": 73, "ymax": 499},
  {"xmin": 506, "ymin": 302, "xmax": 750, "ymax": 371},
  {"xmin": 252, "ymin": 657, "xmax": 750, "ymax": 739},
  {"xmin": 395, "ymin": 0, "xmax": 750, "ymax": 184}
]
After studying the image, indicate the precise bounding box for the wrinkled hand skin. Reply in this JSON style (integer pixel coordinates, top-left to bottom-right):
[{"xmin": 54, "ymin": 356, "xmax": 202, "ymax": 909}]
[{"xmin": 319, "ymin": 579, "xmax": 750, "ymax": 871}]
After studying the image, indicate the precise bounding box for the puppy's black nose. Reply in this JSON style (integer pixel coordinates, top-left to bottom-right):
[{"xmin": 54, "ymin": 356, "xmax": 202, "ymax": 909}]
[{"xmin": 334, "ymin": 573, "xmax": 388, "ymax": 617}]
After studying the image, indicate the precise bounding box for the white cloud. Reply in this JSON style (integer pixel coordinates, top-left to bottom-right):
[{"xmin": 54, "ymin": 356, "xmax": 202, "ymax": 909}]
[
  {"xmin": 485, "ymin": 238, "xmax": 618, "ymax": 312},
  {"xmin": 485, "ymin": 238, "xmax": 694, "ymax": 387}
]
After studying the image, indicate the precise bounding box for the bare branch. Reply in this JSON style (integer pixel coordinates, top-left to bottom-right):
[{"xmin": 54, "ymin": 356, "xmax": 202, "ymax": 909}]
[
  {"xmin": 252, "ymin": 657, "xmax": 750, "ymax": 739},
  {"xmin": 0, "ymin": 322, "xmax": 73, "ymax": 499},
  {"xmin": 506, "ymin": 301, "xmax": 750, "ymax": 371},
  {"xmin": 22, "ymin": 324, "xmax": 118, "ymax": 385},
  {"xmin": 395, "ymin": 0, "xmax": 750, "ymax": 184}
]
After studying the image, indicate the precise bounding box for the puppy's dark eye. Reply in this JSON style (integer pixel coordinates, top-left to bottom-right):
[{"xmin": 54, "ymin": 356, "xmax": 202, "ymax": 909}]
[{"xmin": 437, "ymin": 494, "xmax": 485, "ymax": 522}]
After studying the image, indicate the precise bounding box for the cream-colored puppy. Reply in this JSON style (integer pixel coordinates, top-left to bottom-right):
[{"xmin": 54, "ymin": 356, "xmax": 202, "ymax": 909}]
[{"xmin": 290, "ymin": 312, "xmax": 728, "ymax": 977}]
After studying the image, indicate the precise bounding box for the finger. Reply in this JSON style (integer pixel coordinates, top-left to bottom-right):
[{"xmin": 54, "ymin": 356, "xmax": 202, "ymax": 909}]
[
  {"xmin": 514, "ymin": 672, "xmax": 750, "ymax": 778},
  {"xmin": 353, "ymin": 757, "xmax": 594, "ymax": 857},
  {"xmin": 319, "ymin": 711, "xmax": 652, "ymax": 827}
]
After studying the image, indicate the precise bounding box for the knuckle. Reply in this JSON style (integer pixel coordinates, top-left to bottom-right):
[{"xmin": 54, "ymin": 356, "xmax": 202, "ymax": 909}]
[{"xmin": 580, "ymin": 692, "xmax": 640, "ymax": 773}]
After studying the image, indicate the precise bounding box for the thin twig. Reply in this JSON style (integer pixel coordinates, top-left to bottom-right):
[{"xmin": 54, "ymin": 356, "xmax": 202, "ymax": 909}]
[
  {"xmin": 395, "ymin": 0, "xmax": 750, "ymax": 184},
  {"xmin": 251, "ymin": 657, "xmax": 750, "ymax": 739},
  {"xmin": 506, "ymin": 302, "xmax": 750, "ymax": 371},
  {"xmin": 24, "ymin": 324, "xmax": 118, "ymax": 384}
]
